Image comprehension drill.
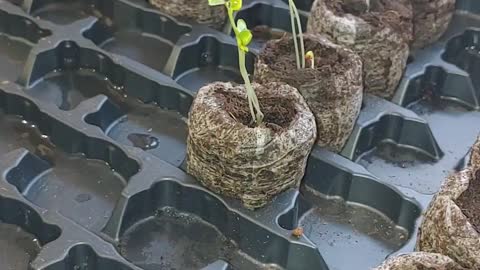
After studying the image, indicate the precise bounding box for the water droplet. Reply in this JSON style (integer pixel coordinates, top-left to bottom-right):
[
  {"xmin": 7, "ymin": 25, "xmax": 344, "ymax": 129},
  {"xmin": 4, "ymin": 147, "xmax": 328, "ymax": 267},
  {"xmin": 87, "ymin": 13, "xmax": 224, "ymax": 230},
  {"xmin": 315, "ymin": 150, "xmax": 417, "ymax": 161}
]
[
  {"xmin": 127, "ymin": 133, "xmax": 159, "ymax": 150},
  {"xmin": 64, "ymin": 58, "xmax": 74, "ymax": 66},
  {"xmin": 201, "ymin": 52, "xmax": 214, "ymax": 65}
]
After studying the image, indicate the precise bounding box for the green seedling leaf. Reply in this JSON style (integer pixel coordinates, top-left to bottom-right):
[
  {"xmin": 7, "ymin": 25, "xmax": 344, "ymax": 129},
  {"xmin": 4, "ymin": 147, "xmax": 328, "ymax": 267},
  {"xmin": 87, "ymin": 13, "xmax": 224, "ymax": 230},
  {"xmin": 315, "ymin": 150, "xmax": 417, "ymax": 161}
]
[
  {"xmin": 208, "ymin": 0, "xmax": 226, "ymax": 6},
  {"xmin": 289, "ymin": 0, "xmax": 305, "ymax": 69},
  {"xmin": 238, "ymin": 29, "xmax": 252, "ymax": 50},
  {"xmin": 237, "ymin": 19, "xmax": 247, "ymax": 32},
  {"xmin": 230, "ymin": 0, "xmax": 242, "ymax": 10},
  {"xmin": 236, "ymin": 19, "xmax": 252, "ymax": 49},
  {"xmin": 305, "ymin": 50, "xmax": 315, "ymax": 69}
]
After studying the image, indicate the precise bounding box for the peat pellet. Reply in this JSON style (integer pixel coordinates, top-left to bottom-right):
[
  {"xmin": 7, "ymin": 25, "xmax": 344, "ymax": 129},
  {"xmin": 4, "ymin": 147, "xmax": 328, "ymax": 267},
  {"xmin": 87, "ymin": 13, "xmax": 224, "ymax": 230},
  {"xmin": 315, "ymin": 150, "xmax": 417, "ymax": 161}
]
[
  {"xmin": 187, "ymin": 82, "xmax": 316, "ymax": 209},
  {"xmin": 255, "ymin": 34, "xmax": 362, "ymax": 153},
  {"xmin": 417, "ymin": 136, "xmax": 480, "ymax": 269},
  {"xmin": 307, "ymin": 0, "xmax": 412, "ymax": 99},
  {"xmin": 148, "ymin": 0, "xmax": 226, "ymax": 29},
  {"xmin": 373, "ymin": 252, "xmax": 465, "ymax": 270},
  {"xmin": 411, "ymin": 0, "xmax": 456, "ymax": 49}
]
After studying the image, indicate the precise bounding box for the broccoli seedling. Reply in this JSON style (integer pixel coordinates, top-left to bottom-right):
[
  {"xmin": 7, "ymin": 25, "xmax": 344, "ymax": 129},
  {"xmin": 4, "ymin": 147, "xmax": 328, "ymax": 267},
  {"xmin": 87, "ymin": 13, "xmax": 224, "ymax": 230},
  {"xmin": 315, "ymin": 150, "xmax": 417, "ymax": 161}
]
[
  {"xmin": 305, "ymin": 50, "xmax": 315, "ymax": 69},
  {"xmin": 209, "ymin": 0, "xmax": 264, "ymax": 124},
  {"xmin": 288, "ymin": 0, "xmax": 315, "ymax": 70}
]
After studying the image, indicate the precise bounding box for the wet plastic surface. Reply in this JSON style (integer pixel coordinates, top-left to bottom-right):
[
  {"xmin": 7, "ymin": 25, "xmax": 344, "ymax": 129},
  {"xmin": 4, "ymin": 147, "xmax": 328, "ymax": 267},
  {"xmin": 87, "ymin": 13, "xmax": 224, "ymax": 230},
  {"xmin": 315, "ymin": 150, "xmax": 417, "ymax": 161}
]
[{"xmin": 0, "ymin": 0, "xmax": 478, "ymax": 269}]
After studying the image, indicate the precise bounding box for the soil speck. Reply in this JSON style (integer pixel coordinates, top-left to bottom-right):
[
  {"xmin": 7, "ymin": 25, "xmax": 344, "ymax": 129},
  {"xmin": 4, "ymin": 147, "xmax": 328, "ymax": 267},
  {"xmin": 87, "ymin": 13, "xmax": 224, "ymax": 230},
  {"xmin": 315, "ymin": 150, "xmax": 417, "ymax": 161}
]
[{"xmin": 292, "ymin": 227, "xmax": 304, "ymax": 238}]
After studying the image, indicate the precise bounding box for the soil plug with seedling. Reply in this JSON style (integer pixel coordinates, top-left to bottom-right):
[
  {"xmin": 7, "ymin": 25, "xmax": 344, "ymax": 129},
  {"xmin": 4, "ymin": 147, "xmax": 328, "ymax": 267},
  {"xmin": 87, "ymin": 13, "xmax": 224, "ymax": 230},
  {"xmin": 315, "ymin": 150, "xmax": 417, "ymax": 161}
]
[
  {"xmin": 255, "ymin": 0, "xmax": 363, "ymax": 153},
  {"xmin": 411, "ymin": 0, "xmax": 456, "ymax": 49},
  {"xmin": 417, "ymin": 135, "xmax": 480, "ymax": 269},
  {"xmin": 307, "ymin": 0, "xmax": 413, "ymax": 99},
  {"xmin": 373, "ymin": 252, "xmax": 465, "ymax": 270},
  {"xmin": 186, "ymin": 0, "xmax": 317, "ymax": 209},
  {"xmin": 255, "ymin": 33, "xmax": 363, "ymax": 153},
  {"xmin": 148, "ymin": 0, "xmax": 226, "ymax": 29}
]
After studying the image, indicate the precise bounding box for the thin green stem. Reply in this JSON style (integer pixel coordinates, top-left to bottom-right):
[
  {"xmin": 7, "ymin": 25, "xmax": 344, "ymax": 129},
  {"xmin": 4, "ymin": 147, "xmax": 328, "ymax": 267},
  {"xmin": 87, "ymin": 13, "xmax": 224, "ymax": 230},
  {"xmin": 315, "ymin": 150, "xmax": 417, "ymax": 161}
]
[
  {"xmin": 291, "ymin": 1, "xmax": 305, "ymax": 69},
  {"xmin": 288, "ymin": 0, "xmax": 301, "ymax": 69},
  {"xmin": 226, "ymin": 2, "xmax": 263, "ymax": 124},
  {"xmin": 226, "ymin": 3, "xmax": 238, "ymax": 35},
  {"xmin": 239, "ymin": 49, "xmax": 263, "ymax": 124}
]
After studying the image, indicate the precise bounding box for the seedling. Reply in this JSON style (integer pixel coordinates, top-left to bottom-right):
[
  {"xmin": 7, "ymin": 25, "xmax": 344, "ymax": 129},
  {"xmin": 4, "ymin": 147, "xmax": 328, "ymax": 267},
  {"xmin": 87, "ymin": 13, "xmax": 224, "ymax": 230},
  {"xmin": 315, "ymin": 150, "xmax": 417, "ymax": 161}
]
[
  {"xmin": 288, "ymin": 0, "xmax": 314, "ymax": 70},
  {"xmin": 208, "ymin": 0, "xmax": 264, "ymax": 124},
  {"xmin": 305, "ymin": 50, "xmax": 315, "ymax": 69}
]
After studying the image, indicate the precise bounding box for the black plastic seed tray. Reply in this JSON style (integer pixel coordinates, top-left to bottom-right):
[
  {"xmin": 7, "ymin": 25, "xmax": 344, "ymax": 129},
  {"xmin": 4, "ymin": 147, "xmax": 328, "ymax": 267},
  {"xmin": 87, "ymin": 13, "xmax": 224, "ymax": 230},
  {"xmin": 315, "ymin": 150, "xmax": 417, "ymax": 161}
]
[{"xmin": 0, "ymin": 0, "xmax": 478, "ymax": 269}]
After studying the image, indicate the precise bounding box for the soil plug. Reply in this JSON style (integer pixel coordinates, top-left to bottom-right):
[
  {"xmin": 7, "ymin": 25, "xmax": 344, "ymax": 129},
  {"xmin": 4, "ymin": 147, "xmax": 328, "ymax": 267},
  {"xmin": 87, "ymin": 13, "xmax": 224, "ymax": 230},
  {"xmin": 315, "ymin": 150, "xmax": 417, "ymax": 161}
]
[
  {"xmin": 411, "ymin": 0, "xmax": 456, "ymax": 49},
  {"xmin": 148, "ymin": 0, "xmax": 226, "ymax": 29},
  {"xmin": 186, "ymin": 81, "xmax": 317, "ymax": 209},
  {"xmin": 373, "ymin": 252, "xmax": 465, "ymax": 270},
  {"xmin": 417, "ymin": 136, "xmax": 480, "ymax": 269},
  {"xmin": 255, "ymin": 34, "xmax": 363, "ymax": 153},
  {"xmin": 307, "ymin": 0, "xmax": 413, "ymax": 99},
  {"xmin": 255, "ymin": 1, "xmax": 365, "ymax": 153}
]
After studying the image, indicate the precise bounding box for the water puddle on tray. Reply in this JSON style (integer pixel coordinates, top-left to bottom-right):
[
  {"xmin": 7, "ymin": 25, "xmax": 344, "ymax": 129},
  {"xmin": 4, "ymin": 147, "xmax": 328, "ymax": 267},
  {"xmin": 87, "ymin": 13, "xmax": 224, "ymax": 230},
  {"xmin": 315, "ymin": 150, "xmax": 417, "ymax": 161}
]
[
  {"xmin": 0, "ymin": 222, "xmax": 41, "ymax": 270},
  {"xmin": 99, "ymin": 30, "xmax": 174, "ymax": 73},
  {"xmin": 0, "ymin": 111, "xmax": 126, "ymax": 232},
  {"xmin": 176, "ymin": 66, "xmax": 242, "ymax": 92},
  {"xmin": 31, "ymin": 1, "xmax": 100, "ymax": 25},
  {"xmin": 106, "ymin": 106, "xmax": 187, "ymax": 166},
  {"xmin": 298, "ymin": 190, "xmax": 408, "ymax": 270},
  {"xmin": 119, "ymin": 207, "xmax": 237, "ymax": 270},
  {"xmin": 29, "ymin": 69, "xmax": 187, "ymax": 166},
  {"xmin": 127, "ymin": 133, "xmax": 159, "ymax": 150}
]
